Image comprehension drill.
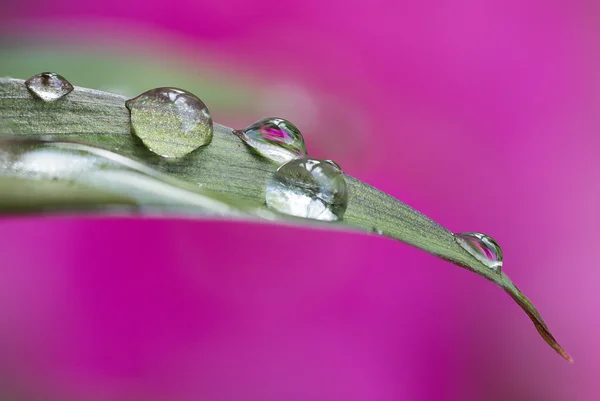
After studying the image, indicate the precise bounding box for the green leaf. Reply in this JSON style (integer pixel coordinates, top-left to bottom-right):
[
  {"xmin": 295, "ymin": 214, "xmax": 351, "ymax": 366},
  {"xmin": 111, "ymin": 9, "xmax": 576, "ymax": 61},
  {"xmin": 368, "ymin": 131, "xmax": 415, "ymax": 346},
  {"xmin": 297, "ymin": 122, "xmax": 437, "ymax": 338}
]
[{"xmin": 0, "ymin": 77, "xmax": 571, "ymax": 362}]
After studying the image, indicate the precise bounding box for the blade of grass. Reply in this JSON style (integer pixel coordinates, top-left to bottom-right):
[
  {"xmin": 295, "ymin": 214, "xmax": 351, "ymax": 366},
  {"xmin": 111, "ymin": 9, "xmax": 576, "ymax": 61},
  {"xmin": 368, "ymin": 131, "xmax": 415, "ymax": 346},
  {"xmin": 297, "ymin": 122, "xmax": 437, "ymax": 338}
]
[{"xmin": 0, "ymin": 77, "xmax": 571, "ymax": 362}]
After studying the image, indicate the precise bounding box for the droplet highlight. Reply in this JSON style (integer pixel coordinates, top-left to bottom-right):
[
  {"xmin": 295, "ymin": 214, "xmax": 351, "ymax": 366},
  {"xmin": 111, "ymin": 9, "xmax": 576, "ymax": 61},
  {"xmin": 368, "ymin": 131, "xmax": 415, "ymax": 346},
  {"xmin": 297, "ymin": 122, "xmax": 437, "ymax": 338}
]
[
  {"xmin": 25, "ymin": 72, "xmax": 74, "ymax": 101},
  {"xmin": 126, "ymin": 87, "xmax": 213, "ymax": 158},
  {"xmin": 455, "ymin": 232, "xmax": 503, "ymax": 272},
  {"xmin": 265, "ymin": 158, "xmax": 347, "ymax": 221},
  {"xmin": 235, "ymin": 117, "xmax": 307, "ymax": 163}
]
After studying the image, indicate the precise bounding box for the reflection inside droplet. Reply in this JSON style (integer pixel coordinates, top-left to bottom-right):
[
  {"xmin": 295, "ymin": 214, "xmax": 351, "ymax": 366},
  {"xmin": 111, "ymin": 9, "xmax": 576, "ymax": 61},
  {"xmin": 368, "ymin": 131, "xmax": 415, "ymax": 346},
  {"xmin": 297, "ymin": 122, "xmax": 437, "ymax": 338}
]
[
  {"xmin": 235, "ymin": 117, "xmax": 307, "ymax": 163},
  {"xmin": 454, "ymin": 232, "xmax": 503, "ymax": 272}
]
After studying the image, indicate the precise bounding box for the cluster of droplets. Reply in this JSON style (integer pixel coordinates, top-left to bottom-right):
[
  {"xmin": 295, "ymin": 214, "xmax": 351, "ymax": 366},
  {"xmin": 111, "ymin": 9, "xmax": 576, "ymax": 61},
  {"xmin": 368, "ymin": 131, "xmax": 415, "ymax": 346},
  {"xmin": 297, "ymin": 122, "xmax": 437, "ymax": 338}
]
[
  {"xmin": 122, "ymin": 84, "xmax": 347, "ymax": 221},
  {"xmin": 24, "ymin": 72, "xmax": 346, "ymax": 221},
  {"xmin": 231, "ymin": 116, "xmax": 347, "ymax": 221},
  {"xmin": 22, "ymin": 73, "xmax": 502, "ymax": 270}
]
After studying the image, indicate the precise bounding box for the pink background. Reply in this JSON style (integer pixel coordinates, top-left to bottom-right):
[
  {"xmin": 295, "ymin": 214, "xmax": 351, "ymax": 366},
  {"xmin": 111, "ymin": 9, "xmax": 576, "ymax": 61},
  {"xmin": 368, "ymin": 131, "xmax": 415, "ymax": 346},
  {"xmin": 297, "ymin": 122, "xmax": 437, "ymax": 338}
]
[{"xmin": 1, "ymin": 1, "xmax": 599, "ymax": 400}]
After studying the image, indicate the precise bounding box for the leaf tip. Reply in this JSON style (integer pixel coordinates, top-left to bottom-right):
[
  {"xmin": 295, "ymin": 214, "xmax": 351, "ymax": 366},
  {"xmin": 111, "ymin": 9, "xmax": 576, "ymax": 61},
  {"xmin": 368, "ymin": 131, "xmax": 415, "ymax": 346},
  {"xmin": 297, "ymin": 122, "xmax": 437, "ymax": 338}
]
[
  {"xmin": 536, "ymin": 318, "xmax": 573, "ymax": 364},
  {"xmin": 503, "ymin": 281, "xmax": 573, "ymax": 363},
  {"xmin": 540, "ymin": 326, "xmax": 573, "ymax": 363}
]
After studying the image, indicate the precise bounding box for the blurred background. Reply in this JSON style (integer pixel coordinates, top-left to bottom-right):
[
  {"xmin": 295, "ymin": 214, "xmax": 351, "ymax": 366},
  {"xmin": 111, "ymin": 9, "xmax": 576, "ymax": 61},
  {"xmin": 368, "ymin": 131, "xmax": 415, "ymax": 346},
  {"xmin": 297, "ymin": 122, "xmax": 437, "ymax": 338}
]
[{"xmin": 0, "ymin": 1, "xmax": 598, "ymax": 400}]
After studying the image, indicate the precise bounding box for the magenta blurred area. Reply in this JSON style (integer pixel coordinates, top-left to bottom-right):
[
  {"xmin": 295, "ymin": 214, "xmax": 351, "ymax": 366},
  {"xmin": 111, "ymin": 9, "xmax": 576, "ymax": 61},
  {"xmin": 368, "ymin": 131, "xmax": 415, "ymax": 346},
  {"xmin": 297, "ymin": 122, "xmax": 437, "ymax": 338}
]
[{"xmin": 1, "ymin": 1, "xmax": 599, "ymax": 400}]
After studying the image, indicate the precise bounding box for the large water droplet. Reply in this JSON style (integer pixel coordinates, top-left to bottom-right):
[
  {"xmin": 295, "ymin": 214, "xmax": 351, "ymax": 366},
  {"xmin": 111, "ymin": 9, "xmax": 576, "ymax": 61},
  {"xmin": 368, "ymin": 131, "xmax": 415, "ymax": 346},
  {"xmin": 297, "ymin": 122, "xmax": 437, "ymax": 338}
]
[
  {"xmin": 126, "ymin": 87, "xmax": 213, "ymax": 158},
  {"xmin": 455, "ymin": 232, "xmax": 503, "ymax": 272},
  {"xmin": 235, "ymin": 117, "xmax": 307, "ymax": 163},
  {"xmin": 265, "ymin": 158, "xmax": 347, "ymax": 221},
  {"xmin": 25, "ymin": 72, "xmax": 74, "ymax": 101}
]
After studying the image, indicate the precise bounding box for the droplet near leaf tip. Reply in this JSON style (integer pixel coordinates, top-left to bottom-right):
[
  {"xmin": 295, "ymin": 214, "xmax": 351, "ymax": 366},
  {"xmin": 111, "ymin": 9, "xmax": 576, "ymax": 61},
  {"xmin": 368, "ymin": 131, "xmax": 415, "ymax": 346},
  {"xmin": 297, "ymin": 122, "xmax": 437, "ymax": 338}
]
[{"xmin": 455, "ymin": 232, "xmax": 503, "ymax": 272}]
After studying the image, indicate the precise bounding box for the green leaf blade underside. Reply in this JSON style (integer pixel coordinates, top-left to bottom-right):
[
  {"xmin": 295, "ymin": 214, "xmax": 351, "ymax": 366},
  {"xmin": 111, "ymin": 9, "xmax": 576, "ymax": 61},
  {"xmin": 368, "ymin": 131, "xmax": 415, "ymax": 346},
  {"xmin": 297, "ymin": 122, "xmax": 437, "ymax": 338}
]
[{"xmin": 0, "ymin": 78, "xmax": 571, "ymax": 362}]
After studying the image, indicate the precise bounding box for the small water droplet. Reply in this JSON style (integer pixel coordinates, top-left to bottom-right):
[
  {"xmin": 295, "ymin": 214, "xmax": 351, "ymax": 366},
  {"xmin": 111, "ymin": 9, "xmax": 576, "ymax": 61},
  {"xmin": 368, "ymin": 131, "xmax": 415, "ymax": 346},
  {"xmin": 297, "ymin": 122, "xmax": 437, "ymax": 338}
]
[
  {"xmin": 235, "ymin": 117, "xmax": 307, "ymax": 163},
  {"xmin": 25, "ymin": 72, "xmax": 74, "ymax": 101},
  {"xmin": 455, "ymin": 232, "xmax": 503, "ymax": 272},
  {"xmin": 373, "ymin": 227, "xmax": 383, "ymax": 235},
  {"xmin": 265, "ymin": 158, "xmax": 347, "ymax": 221},
  {"xmin": 126, "ymin": 87, "xmax": 213, "ymax": 158}
]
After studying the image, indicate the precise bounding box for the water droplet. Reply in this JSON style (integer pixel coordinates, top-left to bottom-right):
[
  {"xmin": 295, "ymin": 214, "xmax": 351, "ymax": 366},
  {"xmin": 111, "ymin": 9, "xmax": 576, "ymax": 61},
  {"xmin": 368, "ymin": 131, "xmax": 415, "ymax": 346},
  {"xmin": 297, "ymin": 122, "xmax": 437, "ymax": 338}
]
[
  {"xmin": 126, "ymin": 87, "xmax": 213, "ymax": 158},
  {"xmin": 235, "ymin": 117, "xmax": 307, "ymax": 163},
  {"xmin": 373, "ymin": 227, "xmax": 383, "ymax": 235},
  {"xmin": 455, "ymin": 232, "xmax": 503, "ymax": 272},
  {"xmin": 25, "ymin": 72, "xmax": 74, "ymax": 101},
  {"xmin": 265, "ymin": 158, "xmax": 347, "ymax": 221}
]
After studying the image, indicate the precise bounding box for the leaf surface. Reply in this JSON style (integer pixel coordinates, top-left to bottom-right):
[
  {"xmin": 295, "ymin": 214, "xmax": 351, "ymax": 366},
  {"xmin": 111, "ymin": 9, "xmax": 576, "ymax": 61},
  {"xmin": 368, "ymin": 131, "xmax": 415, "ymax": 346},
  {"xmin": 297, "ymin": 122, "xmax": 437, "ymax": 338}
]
[{"xmin": 0, "ymin": 77, "xmax": 571, "ymax": 362}]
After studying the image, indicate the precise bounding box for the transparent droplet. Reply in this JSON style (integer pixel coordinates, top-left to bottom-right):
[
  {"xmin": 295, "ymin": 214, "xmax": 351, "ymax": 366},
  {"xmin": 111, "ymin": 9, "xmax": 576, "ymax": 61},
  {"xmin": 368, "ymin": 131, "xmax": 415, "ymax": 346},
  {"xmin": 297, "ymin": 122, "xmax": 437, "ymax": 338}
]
[
  {"xmin": 455, "ymin": 232, "xmax": 503, "ymax": 272},
  {"xmin": 265, "ymin": 157, "xmax": 347, "ymax": 221},
  {"xmin": 25, "ymin": 72, "xmax": 74, "ymax": 101},
  {"xmin": 126, "ymin": 87, "xmax": 213, "ymax": 158},
  {"xmin": 235, "ymin": 117, "xmax": 307, "ymax": 163}
]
